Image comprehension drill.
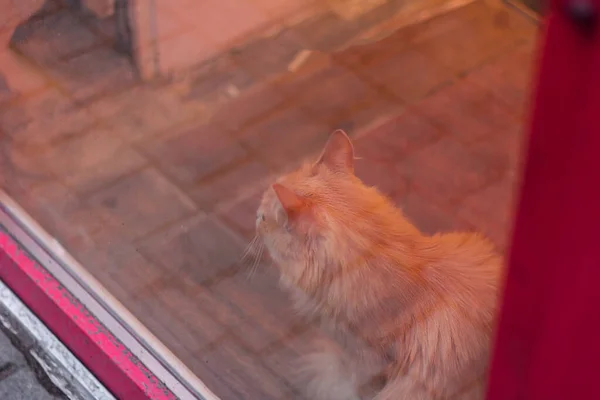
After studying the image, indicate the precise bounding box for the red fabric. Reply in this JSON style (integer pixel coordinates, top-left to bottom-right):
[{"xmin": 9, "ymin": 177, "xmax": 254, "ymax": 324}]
[{"xmin": 487, "ymin": 1, "xmax": 600, "ymax": 399}]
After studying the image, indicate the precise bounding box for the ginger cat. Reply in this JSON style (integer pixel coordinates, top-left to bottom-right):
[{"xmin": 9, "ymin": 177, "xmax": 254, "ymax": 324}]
[{"xmin": 256, "ymin": 130, "xmax": 502, "ymax": 400}]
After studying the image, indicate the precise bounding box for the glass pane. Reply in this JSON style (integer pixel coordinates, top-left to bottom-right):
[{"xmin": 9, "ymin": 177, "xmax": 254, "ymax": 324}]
[{"xmin": 1, "ymin": 0, "xmax": 539, "ymax": 398}]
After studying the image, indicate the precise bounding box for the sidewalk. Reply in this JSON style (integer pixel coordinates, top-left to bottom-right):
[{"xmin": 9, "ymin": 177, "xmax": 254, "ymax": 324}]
[
  {"xmin": 0, "ymin": 319, "xmax": 65, "ymax": 400},
  {"xmin": 0, "ymin": 277, "xmax": 114, "ymax": 400}
]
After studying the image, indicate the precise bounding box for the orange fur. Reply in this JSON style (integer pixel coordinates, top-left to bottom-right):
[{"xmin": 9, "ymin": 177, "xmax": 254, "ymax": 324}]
[{"xmin": 256, "ymin": 130, "xmax": 502, "ymax": 400}]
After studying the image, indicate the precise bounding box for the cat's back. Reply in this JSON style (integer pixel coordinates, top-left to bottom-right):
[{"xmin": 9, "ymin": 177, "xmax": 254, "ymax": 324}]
[
  {"xmin": 416, "ymin": 230, "xmax": 502, "ymax": 344},
  {"xmin": 425, "ymin": 230, "xmax": 502, "ymax": 293},
  {"xmin": 393, "ymin": 231, "xmax": 501, "ymax": 397}
]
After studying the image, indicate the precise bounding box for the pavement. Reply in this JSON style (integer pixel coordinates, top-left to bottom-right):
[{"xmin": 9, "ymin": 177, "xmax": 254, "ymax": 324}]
[
  {"xmin": 0, "ymin": 276, "xmax": 114, "ymax": 400},
  {"xmin": 0, "ymin": 325, "xmax": 65, "ymax": 400}
]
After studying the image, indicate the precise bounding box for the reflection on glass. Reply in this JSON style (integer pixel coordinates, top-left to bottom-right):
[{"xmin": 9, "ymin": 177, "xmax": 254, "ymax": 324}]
[{"xmin": 0, "ymin": 0, "xmax": 537, "ymax": 398}]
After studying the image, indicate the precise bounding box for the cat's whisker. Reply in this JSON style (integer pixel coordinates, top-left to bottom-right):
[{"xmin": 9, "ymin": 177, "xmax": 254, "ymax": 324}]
[
  {"xmin": 247, "ymin": 242, "xmax": 264, "ymax": 281},
  {"xmin": 240, "ymin": 235, "xmax": 259, "ymax": 263},
  {"xmin": 252, "ymin": 245, "xmax": 265, "ymax": 276}
]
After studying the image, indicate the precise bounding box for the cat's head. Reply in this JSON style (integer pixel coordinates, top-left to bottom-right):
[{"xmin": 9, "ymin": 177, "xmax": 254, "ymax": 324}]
[{"xmin": 256, "ymin": 130, "xmax": 363, "ymax": 280}]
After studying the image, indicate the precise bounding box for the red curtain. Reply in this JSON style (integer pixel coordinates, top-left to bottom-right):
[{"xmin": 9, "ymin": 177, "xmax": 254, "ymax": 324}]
[{"xmin": 487, "ymin": 0, "xmax": 600, "ymax": 398}]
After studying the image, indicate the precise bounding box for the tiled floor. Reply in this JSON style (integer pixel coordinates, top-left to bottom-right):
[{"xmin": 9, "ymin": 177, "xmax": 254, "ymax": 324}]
[{"xmin": 0, "ymin": 0, "xmax": 538, "ymax": 398}]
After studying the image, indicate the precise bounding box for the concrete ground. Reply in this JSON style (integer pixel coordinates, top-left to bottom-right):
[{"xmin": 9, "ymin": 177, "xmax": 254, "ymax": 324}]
[
  {"xmin": 0, "ymin": 328, "xmax": 65, "ymax": 400},
  {"xmin": 0, "ymin": 277, "xmax": 113, "ymax": 400}
]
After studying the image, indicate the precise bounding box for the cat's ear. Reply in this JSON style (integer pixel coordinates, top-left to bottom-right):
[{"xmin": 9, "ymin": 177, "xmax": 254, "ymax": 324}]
[
  {"xmin": 272, "ymin": 183, "xmax": 305, "ymax": 214},
  {"xmin": 272, "ymin": 184, "xmax": 315, "ymax": 231},
  {"xmin": 316, "ymin": 129, "xmax": 355, "ymax": 174}
]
